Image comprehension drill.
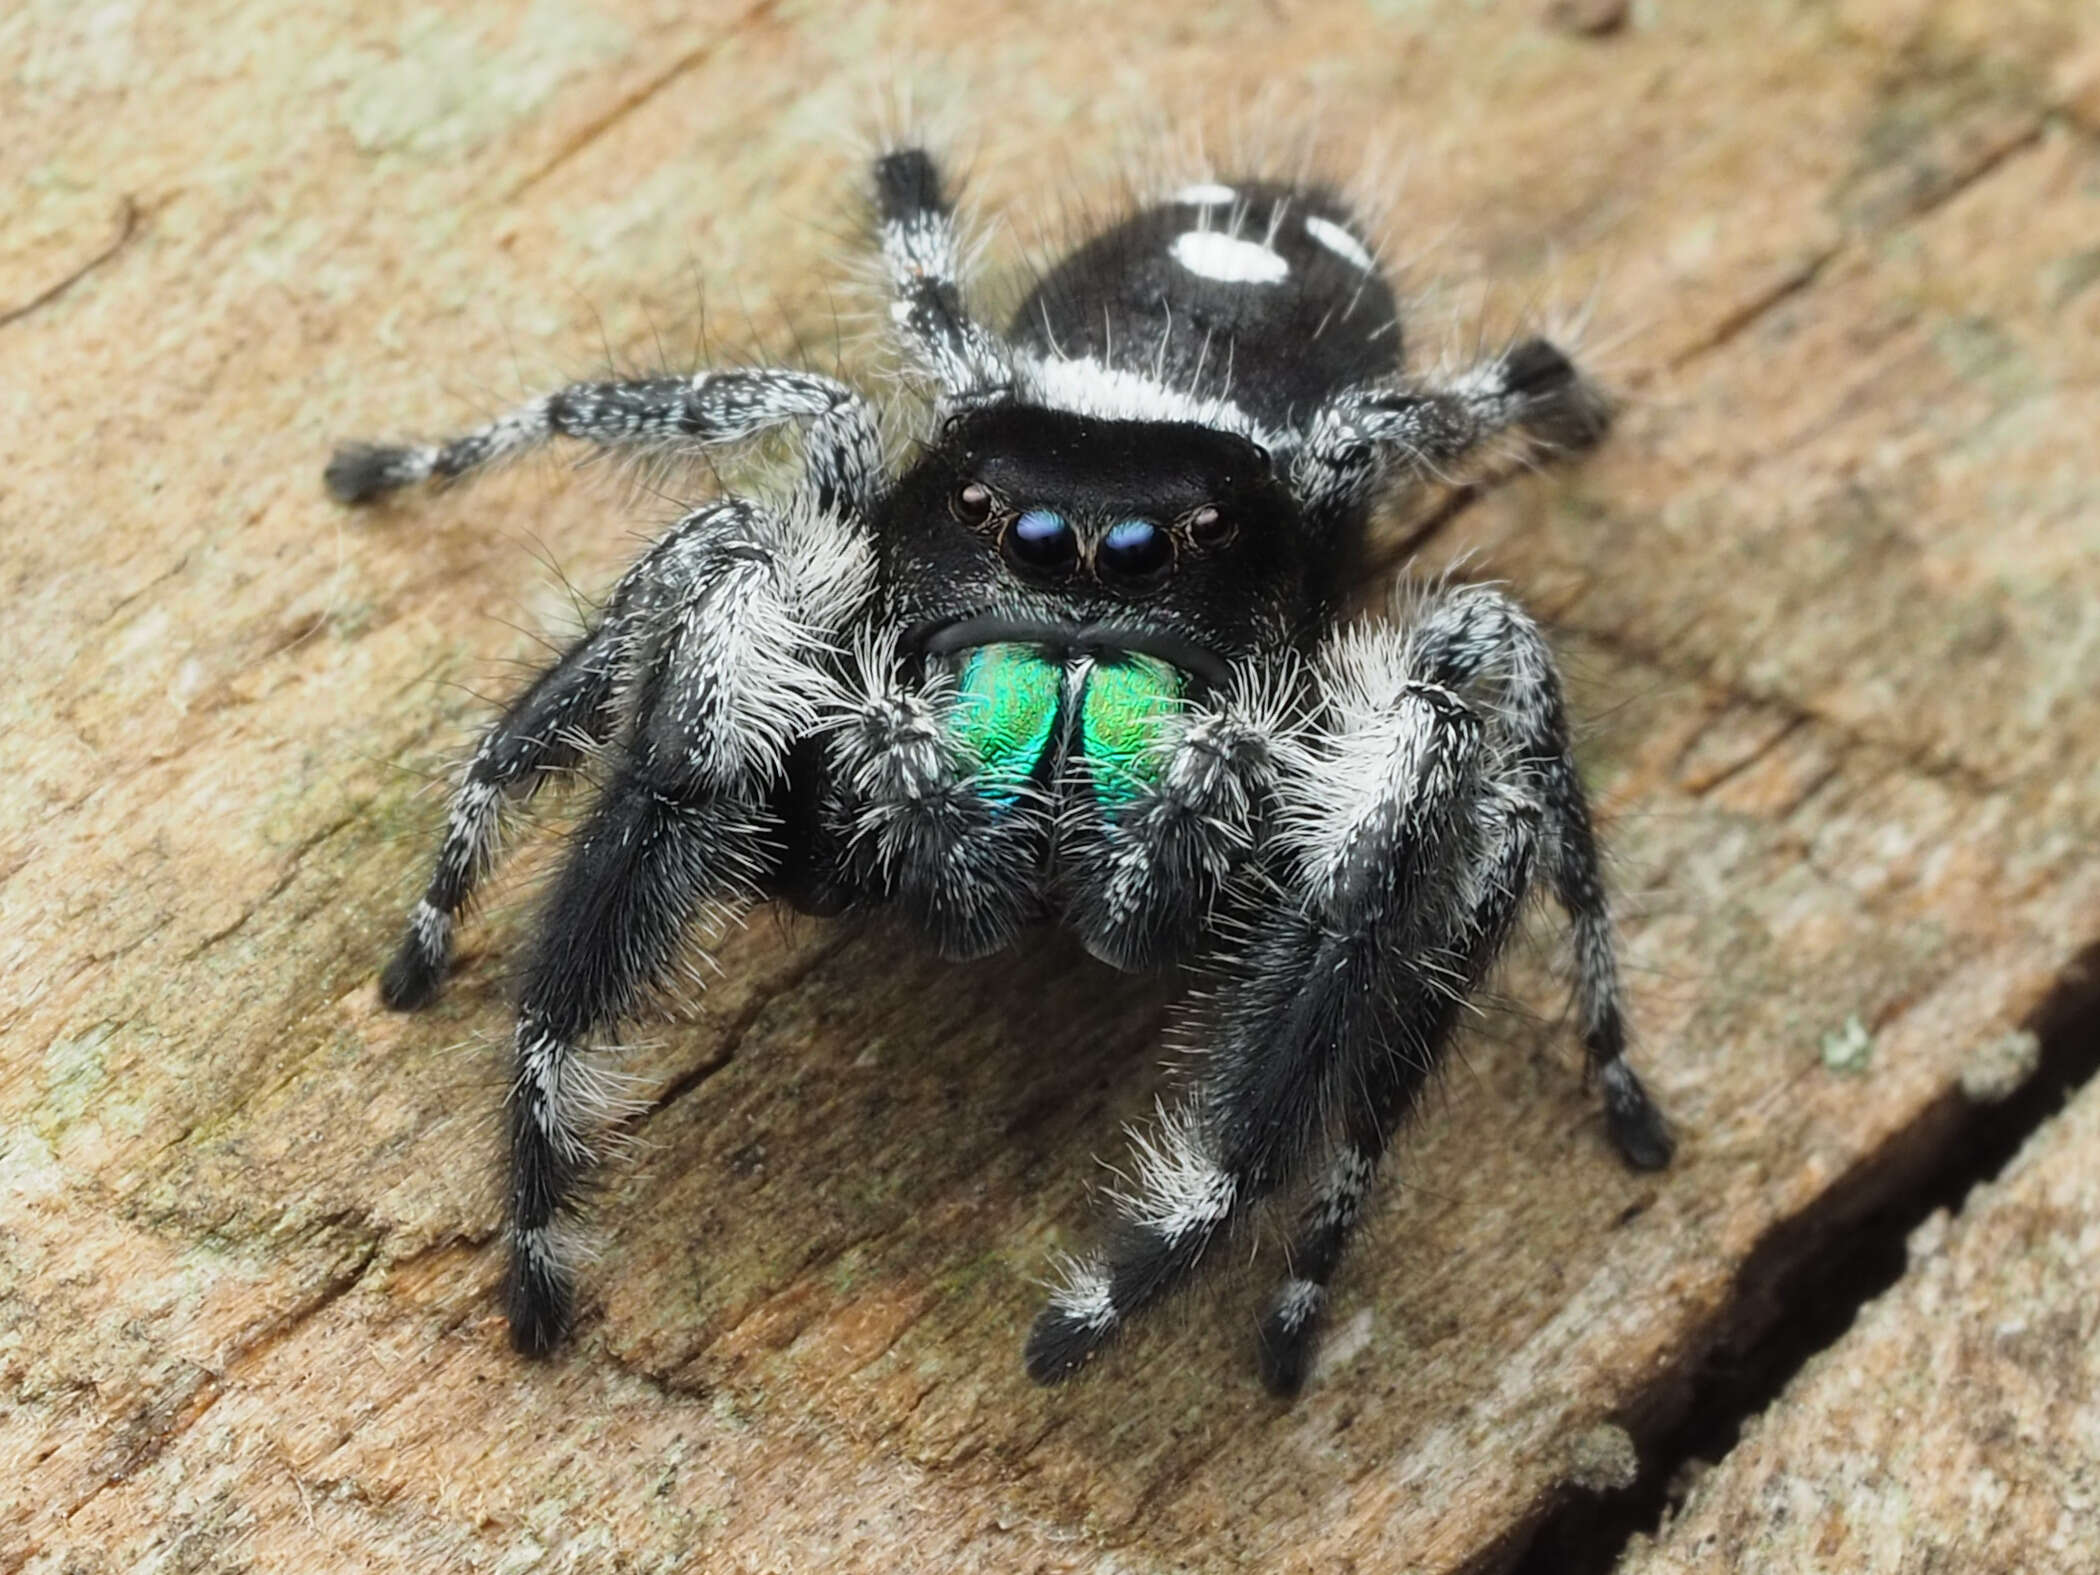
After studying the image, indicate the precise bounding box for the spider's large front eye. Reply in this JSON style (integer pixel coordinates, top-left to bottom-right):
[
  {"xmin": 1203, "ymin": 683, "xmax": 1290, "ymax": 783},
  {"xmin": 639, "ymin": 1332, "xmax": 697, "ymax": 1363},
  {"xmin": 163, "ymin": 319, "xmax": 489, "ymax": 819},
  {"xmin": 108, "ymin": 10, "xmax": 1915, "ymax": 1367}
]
[
  {"xmin": 1004, "ymin": 508, "xmax": 1079, "ymax": 576},
  {"xmin": 1097, "ymin": 518, "xmax": 1174, "ymax": 590}
]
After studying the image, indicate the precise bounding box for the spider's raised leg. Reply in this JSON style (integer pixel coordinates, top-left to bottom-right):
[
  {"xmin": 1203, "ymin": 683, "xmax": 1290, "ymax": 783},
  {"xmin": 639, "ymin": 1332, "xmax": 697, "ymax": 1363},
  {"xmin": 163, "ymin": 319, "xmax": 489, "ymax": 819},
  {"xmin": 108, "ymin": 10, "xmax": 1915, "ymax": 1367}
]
[
  {"xmin": 1026, "ymin": 657, "xmax": 1500, "ymax": 1384},
  {"xmin": 1291, "ymin": 336, "xmax": 1611, "ymax": 531},
  {"xmin": 325, "ymin": 365, "xmax": 883, "ymax": 512},
  {"xmin": 496, "ymin": 496, "xmax": 873, "ymax": 1353},
  {"xmin": 871, "ymin": 146, "xmax": 1010, "ymax": 410}
]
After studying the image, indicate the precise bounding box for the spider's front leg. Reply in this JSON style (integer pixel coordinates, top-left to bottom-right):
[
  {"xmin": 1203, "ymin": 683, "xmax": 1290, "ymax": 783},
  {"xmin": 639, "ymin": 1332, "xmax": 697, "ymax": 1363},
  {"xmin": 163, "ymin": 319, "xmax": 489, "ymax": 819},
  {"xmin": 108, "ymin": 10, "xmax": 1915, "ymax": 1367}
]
[
  {"xmin": 500, "ymin": 496, "xmax": 873, "ymax": 1353},
  {"xmin": 1027, "ymin": 586, "xmax": 1672, "ymax": 1394},
  {"xmin": 325, "ymin": 364, "xmax": 882, "ymax": 513},
  {"xmin": 1026, "ymin": 656, "xmax": 1505, "ymax": 1386}
]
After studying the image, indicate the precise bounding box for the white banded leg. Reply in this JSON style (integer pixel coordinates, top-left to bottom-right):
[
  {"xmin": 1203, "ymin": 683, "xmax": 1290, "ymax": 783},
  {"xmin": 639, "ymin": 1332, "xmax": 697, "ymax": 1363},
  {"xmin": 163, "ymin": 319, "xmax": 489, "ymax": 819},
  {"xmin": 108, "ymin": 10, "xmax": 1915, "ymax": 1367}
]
[
  {"xmin": 871, "ymin": 147, "xmax": 1011, "ymax": 410},
  {"xmin": 326, "ymin": 366, "xmax": 883, "ymax": 516}
]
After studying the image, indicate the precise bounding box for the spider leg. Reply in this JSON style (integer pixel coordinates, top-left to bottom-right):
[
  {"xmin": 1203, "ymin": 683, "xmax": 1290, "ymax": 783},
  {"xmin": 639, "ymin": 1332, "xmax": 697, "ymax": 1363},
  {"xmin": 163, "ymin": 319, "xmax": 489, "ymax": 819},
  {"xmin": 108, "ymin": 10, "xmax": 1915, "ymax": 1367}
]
[
  {"xmin": 871, "ymin": 146, "xmax": 1011, "ymax": 410},
  {"xmin": 380, "ymin": 614, "xmax": 623, "ymax": 1010},
  {"xmin": 1027, "ymin": 673, "xmax": 1495, "ymax": 1384},
  {"xmin": 1403, "ymin": 582, "xmax": 1673, "ymax": 1170},
  {"xmin": 325, "ymin": 365, "xmax": 882, "ymax": 512},
  {"xmin": 497, "ymin": 495, "xmax": 873, "ymax": 1353},
  {"xmin": 1256, "ymin": 790, "xmax": 1538, "ymax": 1395},
  {"xmin": 1251, "ymin": 581, "xmax": 1672, "ymax": 1391},
  {"xmin": 1291, "ymin": 336, "xmax": 1611, "ymax": 531}
]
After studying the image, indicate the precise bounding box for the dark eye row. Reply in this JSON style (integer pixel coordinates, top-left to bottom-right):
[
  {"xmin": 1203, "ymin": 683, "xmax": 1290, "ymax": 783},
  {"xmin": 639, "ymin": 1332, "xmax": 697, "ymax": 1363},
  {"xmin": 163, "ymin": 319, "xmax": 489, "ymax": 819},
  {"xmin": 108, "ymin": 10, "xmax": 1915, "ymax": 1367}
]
[{"xmin": 952, "ymin": 485, "xmax": 1236, "ymax": 592}]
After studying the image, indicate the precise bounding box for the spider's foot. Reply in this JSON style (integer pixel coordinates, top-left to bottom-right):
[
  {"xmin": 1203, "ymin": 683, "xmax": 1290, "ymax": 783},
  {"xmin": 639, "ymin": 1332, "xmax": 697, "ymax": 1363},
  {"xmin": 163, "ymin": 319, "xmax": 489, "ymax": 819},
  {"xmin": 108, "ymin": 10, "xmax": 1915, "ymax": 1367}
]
[
  {"xmin": 1255, "ymin": 1278, "xmax": 1327, "ymax": 1399},
  {"xmin": 1600, "ymin": 1058, "xmax": 1675, "ymax": 1171},
  {"xmin": 325, "ymin": 441, "xmax": 432, "ymax": 505},
  {"xmin": 505, "ymin": 1233, "xmax": 573, "ymax": 1357},
  {"xmin": 1024, "ymin": 1278, "xmax": 1118, "ymax": 1384},
  {"xmin": 378, "ymin": 901, "xmax": 452, "ymax": 1011},
  {"xmin": 1503, "ymin": 336, "xmax": 1613, "ymax": 453}
]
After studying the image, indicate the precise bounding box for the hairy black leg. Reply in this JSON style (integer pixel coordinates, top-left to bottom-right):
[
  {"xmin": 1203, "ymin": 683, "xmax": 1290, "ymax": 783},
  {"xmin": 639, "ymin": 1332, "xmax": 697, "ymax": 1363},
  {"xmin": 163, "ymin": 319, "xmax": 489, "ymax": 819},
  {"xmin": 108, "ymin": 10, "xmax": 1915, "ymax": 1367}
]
[
  {"xmin": 1405, "ymin": 583, "xmax": 1674, "ymax": 1171},
  {"xmin": 1290, "ymin": 336, "xmax": 1611, "ymax": 532},
  {"xmin": 1255, "ymin": 797, "xmax": 1540, "ymax": 1396},
  {"xmin": 380, "ymin": 619, "xmax": 624, "ymax": 1010},
  {"xmin": 871, "ymin": 146, "xmax": 1010, "ymax": 408},
  {"xmin": 326, "ymin": 367, "xmax": 882, "ymax": 513},
  {"xmin": 500, "ymin": 497, "xmax": 874, "ymax": 1354},
  {"xmin": 507, "ymin": 775, "xmax": 769, "ymax": 1352},
  {"xmin": 1026, "ymin": 680, "xmax": 1492, "ymax": 1383}
]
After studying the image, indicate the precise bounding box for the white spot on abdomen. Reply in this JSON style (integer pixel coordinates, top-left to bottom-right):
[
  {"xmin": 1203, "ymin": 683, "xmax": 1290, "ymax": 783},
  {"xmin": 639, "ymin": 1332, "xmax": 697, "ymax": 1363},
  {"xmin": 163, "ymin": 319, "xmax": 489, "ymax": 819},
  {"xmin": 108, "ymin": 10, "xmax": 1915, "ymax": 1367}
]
[
  {"xmin": 1304, "ymin": 214, "xmax": 1376, "ymax": 272},
  {"xmin": 1170, "ymin": 230, "xmax": 1289, "ymax": 286},
  {"xmin": 1173, "ymin": 181, "xmax": 1238, "ymax": 206}
]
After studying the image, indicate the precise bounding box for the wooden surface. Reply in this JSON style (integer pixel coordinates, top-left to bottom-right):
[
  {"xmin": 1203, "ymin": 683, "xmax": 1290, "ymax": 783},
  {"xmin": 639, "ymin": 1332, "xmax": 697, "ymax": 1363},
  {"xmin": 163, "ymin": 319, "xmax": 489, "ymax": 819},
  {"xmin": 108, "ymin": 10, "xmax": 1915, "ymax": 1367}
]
[
  {"xmin": 1621, "ymin": 1014, "xmax": 2100, "ymax": 1574},
  {"xmin": 6, "ymin": 1, "xmax": 2100, "ymax": 1570}
]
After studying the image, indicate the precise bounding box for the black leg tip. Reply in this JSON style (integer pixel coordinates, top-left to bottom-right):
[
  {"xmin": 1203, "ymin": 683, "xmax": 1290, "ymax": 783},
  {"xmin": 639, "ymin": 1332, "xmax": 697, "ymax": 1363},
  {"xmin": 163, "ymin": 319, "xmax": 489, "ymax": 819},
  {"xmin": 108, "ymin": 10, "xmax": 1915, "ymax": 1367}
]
[
  {"xmin": 1601, "ymin": 1060, "xmax": 1675, "ymax": 1171},
  {"xmin": 872, "ymin": 147, "xmax": 947, "ymax": 222},
  {"xmin": 505, "ymin": 1255, "xmax": 571, "ymax": 1357},
  {"xmin": 325, "ymin": 442, "xmax": 415, "ymax": 505},
  {"xmin": 378, "ymin": 936, "xmax": 446, "ymax": 1012},
  {"xmin": 1023, "ymin": 1309, "xmax": 1105, "ymax": 1385},
  {"xmin": 1503, "ymin": 336, "xmax": 1613, "ymax": 452},
  {"xmin": 1255, "ymin": 1320, "xmax": 1314, "ymax": 1400}
]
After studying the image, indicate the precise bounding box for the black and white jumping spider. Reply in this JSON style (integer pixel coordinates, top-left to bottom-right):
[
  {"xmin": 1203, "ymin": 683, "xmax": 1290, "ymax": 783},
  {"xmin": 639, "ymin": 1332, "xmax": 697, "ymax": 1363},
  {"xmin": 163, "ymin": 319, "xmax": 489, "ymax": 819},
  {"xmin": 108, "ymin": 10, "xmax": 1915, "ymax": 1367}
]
[{"xmin": 329, "ymin": 145, "xmax": 1672, "ymax": 1397}]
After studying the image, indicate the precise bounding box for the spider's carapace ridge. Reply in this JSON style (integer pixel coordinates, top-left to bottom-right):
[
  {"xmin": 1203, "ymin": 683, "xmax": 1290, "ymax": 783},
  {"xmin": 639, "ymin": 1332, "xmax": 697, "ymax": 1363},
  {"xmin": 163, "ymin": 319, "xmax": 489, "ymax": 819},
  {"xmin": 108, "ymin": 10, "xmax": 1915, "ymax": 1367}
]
[{"xmin": 329, "ymin": 147, "xmax": 1673, "ymax": 1398}]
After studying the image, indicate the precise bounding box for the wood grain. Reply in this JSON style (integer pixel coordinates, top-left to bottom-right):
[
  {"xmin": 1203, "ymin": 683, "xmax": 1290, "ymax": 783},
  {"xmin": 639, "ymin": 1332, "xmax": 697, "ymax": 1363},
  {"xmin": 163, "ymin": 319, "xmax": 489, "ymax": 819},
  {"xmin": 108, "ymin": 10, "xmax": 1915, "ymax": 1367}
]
[{"xmin": 6, "ymin": 1, "xmax": 2098, "ymax": 1569}]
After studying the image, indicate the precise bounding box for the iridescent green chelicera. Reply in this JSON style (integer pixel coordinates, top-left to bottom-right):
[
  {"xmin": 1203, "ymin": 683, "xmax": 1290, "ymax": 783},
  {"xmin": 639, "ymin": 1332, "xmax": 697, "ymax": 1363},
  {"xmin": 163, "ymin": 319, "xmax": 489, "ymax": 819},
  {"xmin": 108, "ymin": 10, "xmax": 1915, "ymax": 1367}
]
[
  {"xmin": 946, "ymin": 645, "xmax": 1186, "ymax": 807},
  {"xmin": 950, "ymin": 644, "xmax": 1062, "ymax": 797},
  {"xmin": 1081, "ymin": 654, "xmax": 1183, "ymax": 805}
]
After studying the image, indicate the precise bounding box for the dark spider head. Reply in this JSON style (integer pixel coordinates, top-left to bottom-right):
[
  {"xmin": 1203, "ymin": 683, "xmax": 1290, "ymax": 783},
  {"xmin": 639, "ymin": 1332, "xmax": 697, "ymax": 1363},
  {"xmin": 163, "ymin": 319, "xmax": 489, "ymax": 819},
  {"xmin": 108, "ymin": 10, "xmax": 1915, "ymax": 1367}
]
[{"xmin": 879, "ymin": 404, "xmax": 1323, "ymax": 666}]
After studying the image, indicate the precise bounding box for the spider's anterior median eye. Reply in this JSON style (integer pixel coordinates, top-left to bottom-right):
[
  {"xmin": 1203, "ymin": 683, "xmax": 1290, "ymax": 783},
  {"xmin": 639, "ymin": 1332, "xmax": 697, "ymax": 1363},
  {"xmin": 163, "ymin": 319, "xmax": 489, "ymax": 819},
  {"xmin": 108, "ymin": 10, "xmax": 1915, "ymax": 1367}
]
[
  {"xmin": 952, "ymin": 480, "xmax": 996, "ymax": 526},
  {"xmin": 1097, "ymin": 518, "xmax": 1174, "ymax": 589},
  {"xmin": 1004, "ymin": 508, "xmax": 1079, "ymax": 575}
]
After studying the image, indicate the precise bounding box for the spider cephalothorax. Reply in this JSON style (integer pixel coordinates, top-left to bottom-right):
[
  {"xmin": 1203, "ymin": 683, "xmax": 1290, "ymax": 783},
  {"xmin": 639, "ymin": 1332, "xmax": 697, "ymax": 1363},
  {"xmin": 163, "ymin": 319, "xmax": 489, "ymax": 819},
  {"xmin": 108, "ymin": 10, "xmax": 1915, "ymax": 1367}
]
[{"xmin": 328, "ymin": 145, "xmax": 1671, "ymax": 1397}]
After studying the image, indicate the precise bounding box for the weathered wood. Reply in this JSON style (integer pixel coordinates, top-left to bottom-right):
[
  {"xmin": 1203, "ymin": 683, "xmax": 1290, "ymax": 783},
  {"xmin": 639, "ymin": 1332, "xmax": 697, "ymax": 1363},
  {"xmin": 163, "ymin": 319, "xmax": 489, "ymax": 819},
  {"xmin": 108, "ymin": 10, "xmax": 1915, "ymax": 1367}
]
[
  {"xmin": 5, "ymin": 1, "xmax": 2099, "ymax": 1570},
  {"xmin": 1620, "ymin": 1022, "xmax": 2100, "ymax": 1573}
]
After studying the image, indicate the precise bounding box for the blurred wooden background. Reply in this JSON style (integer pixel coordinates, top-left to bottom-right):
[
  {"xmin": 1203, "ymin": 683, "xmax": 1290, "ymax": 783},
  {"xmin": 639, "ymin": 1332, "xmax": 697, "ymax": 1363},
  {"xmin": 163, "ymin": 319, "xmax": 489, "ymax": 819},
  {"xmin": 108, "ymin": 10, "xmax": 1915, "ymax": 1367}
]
[{"xmin": 6, "ymin": 1, "xmax": 2099, "ymax": 1569}]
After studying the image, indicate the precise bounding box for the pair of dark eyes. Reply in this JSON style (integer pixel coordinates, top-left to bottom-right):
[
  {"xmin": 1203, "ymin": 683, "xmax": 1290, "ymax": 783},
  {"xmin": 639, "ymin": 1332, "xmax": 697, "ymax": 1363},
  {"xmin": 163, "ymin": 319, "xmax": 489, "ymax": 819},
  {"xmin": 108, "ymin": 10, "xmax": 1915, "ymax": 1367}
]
[{"xmin": 951, "ymin": 483, "xmax": 1234, "ymax": 589}]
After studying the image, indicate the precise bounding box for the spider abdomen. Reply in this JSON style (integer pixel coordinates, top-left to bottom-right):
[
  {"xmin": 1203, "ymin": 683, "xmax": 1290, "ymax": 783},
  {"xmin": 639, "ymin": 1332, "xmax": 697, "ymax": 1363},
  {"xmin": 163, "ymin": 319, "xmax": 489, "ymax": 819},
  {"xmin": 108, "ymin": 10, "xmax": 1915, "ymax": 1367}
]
[{"xmin": 1012, "ymin": 181, "xmax": 1402, "ymax": 437}]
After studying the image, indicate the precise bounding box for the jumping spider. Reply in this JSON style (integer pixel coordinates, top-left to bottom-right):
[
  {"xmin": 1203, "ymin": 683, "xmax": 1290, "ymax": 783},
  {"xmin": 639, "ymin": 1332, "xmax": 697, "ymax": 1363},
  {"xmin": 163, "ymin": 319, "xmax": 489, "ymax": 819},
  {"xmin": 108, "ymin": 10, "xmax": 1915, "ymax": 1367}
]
[{"xmin": 329, "ymin": 146, "xmax": 1673, "ymax": 1397}]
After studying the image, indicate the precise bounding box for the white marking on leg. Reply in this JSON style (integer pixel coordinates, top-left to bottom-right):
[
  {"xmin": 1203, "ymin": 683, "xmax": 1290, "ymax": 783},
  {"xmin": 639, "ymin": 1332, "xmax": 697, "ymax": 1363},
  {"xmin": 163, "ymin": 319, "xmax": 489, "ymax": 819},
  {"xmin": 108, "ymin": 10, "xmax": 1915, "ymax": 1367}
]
[
  {"xmin": 1120, "ymin": 1107, "xmax": 1238, "ymax": 1243},
  {"xmin": 1170, "ymin": 231, "xmax": 1290, "ymax": 286},
  {"xmin": 1173, "ymin": 181, "xmax": 1238, "ymax": 206},
  {"xmin": 409, "ymin": 898, "xmax": 452, "ymax": 956},
  {"xmin": 1304, "ymin": 214, "xmax": 1376, "ymax": 272},
  {"xmin": 1270, "ymin": 1277, "xmax": 1326, "ymax": 1333},
  {"xmin": 1048, "ymin": 1262, "xmax": 1118, "ymax": 1332},
  {"xmin": 1310, "ymin": 1144, "xmax": 1376, "ymax": 1231}
]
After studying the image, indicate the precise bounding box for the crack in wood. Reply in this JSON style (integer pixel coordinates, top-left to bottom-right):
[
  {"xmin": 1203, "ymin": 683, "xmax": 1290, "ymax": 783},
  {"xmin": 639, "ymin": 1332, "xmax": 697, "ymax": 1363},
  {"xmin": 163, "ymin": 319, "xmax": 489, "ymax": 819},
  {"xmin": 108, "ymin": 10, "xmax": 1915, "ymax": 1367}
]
[
  {"xmin": 1508, "ymin": 939, "xmax": 2100, "ymax": 1575},
  {"xmin": 505, "ymin": 3, "xmax": 781, "ymax": 203},
  {"xmin": 0, "ymin": 197, "xmax": 139, "ymax": 330}
]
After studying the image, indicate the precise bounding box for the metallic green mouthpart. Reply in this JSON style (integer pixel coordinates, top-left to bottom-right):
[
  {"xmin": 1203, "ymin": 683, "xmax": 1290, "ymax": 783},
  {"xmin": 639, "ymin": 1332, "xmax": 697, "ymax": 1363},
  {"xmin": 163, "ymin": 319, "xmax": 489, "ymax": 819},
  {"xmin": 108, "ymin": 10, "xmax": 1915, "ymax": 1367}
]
[
  {"xmin": 950, "ymin": 643, "xmax": 1062, "ymax": 797},
  {"xmin": 1081, "ymin": 655, "xmax": 1185, "ymax": 805}
]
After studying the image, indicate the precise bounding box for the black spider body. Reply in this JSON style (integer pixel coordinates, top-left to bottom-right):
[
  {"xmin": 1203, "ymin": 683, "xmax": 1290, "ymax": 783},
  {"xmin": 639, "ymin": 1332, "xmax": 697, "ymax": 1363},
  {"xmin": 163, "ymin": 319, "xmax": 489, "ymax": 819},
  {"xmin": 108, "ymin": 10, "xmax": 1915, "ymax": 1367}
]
[{"xmin": 330, "ymin": 145, "xmax": 1670, "ymax": 1398}]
